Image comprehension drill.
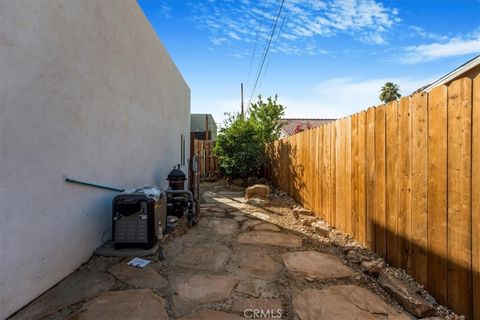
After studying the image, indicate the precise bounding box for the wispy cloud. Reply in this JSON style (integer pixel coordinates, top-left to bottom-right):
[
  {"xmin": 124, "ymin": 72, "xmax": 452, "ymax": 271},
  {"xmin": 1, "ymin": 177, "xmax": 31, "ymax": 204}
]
[
  {"xmin": 400, "ymin": 30, "xmax": 480, "ymax": 64},
  {"xmin": 288, "ymin": 75, "xmax": 438, "ymax": 117},
  {"xmin": 187, "ymin": 0, "xmax": 400, "ymax": 55},
  {"xmin": 154, "ymin": 1, "xmax": 172, "ymax": 19}
]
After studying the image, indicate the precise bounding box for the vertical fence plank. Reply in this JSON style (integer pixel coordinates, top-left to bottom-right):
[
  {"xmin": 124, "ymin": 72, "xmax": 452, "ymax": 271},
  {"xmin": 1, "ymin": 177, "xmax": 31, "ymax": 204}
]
[
  {"xmin": 358, "ymin": 111, "xmax": 367, "ymax": 246},
  {"xmin": 398, "ymin": 96, "xmax": 412, "ymax": 273},
  {"xmin": 317, "ymin": 127, "xmax": 324, "ymax": 218},
  {"xmin": 473, "ymin": 74, "xmax": 480, "ymax": 320},
  {"xmin": 427, "ymin": 85, "xmax": 448, "ymax": 306},
  {"xmin": 351, "ymin": 114, "xmax": 359, "ymax": 239},
  {"xmin": 366, "ymin": 107, "xmax": 376, "ymax": 250},
  {"xmin": 304, "ymin": 130, "xmax": 310, "ymax": 207},
  {"xmin": 322, "ymin": 125, "xmax": 331, "ymax": 220},
  {"xmin": 447, "ymin": 78, "xmax": 472, "ymax": 318},
  {"xmin": 411, "ymin": 92, "xmax": 428, "ymax": 287},
  {"xmin": 337, "ymin": 119, "xmax": 347, "ymax": 231},
  {"xmin": 375, "ymin": 105, "xmax": 387, "ymax": 258},
  {"xmin": 331, "ymin": 122, "xmax": 337, "ymax": 227},
  {"xmin": 345, "ymin": 117, "xmax": 353, "ymax": 235},
  {"xmin": 301, "ymin": 131, "xmax": 307, "ymax": 206},
  {"xmin": 386, "ymin": 101, "xmax": 400, "ymax": 267}
]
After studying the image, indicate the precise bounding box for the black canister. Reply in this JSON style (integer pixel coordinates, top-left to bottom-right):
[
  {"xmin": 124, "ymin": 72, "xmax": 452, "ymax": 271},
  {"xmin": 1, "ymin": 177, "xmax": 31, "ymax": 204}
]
[{"xmin": 167, "ymin": 165, "xmax": 186, "ymax": 190}]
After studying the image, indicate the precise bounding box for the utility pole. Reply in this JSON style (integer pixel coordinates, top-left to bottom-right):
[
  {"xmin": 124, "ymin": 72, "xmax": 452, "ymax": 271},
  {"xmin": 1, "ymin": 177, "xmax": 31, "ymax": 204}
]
[{"xmin": 240, "ymin": 82, "xmax": 244, "ymax": 118}]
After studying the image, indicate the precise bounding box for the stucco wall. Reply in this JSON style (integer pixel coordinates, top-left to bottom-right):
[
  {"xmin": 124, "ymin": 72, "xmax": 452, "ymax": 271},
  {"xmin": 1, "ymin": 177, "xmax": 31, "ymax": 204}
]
[{"xmin": 0, "ymin": 1, "xmax": 190, "ymax": 318}]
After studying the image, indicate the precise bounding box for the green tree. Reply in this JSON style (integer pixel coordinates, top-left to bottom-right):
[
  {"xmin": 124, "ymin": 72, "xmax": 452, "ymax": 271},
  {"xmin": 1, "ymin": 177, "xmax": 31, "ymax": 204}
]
[
  {"xmin": 214, "ymin": 95, "xmax": 286, "ymax": 184},
  {"xmin": 214, "ymin": 114, "xmax": 265, "ymax": 183},
  {"xmin": 249, "ymin": 95, "xmax": 285, "ymax": 144},
  {"xmin": 379, "ymin": 82, "xmax": 401, "ymax": 103}
]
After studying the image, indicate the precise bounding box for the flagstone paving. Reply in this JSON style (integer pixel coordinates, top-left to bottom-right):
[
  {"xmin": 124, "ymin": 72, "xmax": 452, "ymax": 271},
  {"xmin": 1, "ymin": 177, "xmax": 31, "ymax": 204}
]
[
  {"xmin": 293, "ymin": 285, "xmax": 410, "ymax": 320},
  {"xmin": 69, "ymin": 289, "xmax": 169, "ymax": 320},
  {"xmin": 281, "ymin": 251, "xmax": 356, "ymax": 280},
  {"xmin": 11, "ymin": 184, "xmax": 413, "ymax": 320}
]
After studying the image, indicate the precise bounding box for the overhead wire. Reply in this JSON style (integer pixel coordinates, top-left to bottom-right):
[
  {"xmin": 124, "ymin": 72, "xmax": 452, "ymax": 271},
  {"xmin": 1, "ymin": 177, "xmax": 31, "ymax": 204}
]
[
  {"xmin": 258, "ymin": 8, "xmax": 289, "ymax": 90},
  {"xmin": 247, "ymin": 0, "xmax": 285, "ymax": 108}
]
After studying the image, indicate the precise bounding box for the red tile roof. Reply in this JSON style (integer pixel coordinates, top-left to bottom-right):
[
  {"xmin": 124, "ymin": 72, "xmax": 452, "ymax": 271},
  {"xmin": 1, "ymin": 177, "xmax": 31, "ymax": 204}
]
[{"xmin": 281, "ymin": 118, "xmax": 335, "ymax": 136}]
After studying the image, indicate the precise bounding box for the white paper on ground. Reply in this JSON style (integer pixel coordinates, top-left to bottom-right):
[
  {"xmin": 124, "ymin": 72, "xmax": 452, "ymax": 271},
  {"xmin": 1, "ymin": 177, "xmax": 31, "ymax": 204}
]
[{"xmin": 127, "ymin": 257, "xmax": 151, "ymax": 268}]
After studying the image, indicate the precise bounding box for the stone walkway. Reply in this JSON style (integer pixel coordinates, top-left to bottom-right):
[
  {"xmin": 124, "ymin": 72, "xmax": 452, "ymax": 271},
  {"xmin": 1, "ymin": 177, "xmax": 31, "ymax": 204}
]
[{"xmin": 11, "ymin": 186, "xmax": 413, "ymax": 320}]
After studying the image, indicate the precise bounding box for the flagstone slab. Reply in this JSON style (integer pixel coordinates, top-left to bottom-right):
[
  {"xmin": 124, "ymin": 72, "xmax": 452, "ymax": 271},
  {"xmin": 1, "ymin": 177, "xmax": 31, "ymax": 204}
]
[
  {"xmin": 230, "ymin": 246, "xmax": 283, "ymax": 280},
  {"xmin": 197, "ymin": 217, "xmax": 238, "ymax": 235},
  {"xmin": 178, "ymin": 309, "xmax": 245, "ymax": 320},
  {"xmin": 281, "ymin": 251, "xmax": 356, "ymax": 279},
  {"xmin": 68, "ymin": 289, "xmax": 169, "ymax": 320},
  {"xmin": 293, "ymin": 285, "xmax": 409, "ymax": 320},
  {"xmin": 163, "ymin": 226, "xmax": 211, "ymax": 256},
  {"xmin": 170, "ymin": 243, "xmax": 231, "ymax": 272},
  {"xmin": 253, "ymin": 223, "xmax": 281, "ymax": 232},
  {"xmin": 11, "ymin": 272, "xmax": 115, "ymax": 320},
  {"xmin": 241, "ymin": 219, "xmax": 264, "ymax": 231},
  {"xmin": 237, "ymin": 231, "xmax": 302, "ymax": 248},
  {"xmin": 170, "ymin": 273, "xmax": 239, "ymax": 311},
  {"xmin": 108, "ymin": 262, "xmax": 168, "ymax": 289},
  {"xmin": 234, "ymin": 216, "xmax": 248, "ymax": 222}
]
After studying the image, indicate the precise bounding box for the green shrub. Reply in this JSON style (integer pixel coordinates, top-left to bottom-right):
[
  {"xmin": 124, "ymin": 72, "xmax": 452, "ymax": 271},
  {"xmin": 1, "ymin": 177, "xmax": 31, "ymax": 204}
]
[{"xmin": 214, "ymin": 96, "xmax": 285, "ymax": 183}]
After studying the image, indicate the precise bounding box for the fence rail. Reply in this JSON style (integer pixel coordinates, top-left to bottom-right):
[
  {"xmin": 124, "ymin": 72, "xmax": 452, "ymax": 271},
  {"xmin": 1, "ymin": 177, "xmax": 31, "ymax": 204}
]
[{"xmin": 266, "ymin": 75, "xmax": 479, "ymax": 319}]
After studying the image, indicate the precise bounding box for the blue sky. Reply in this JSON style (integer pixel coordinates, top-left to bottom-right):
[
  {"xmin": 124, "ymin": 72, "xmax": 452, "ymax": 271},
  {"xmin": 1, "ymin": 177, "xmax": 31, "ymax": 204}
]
[{"xmin": 138, "ymin": 0, "xmax": 480, "ymax": 125}]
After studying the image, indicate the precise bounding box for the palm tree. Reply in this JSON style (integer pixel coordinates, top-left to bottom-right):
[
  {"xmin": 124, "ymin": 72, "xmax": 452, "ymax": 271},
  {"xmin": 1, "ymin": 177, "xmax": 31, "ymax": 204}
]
[{"xmin": 379, "ymin": 82, "xmax": 401, "ymax": 103}]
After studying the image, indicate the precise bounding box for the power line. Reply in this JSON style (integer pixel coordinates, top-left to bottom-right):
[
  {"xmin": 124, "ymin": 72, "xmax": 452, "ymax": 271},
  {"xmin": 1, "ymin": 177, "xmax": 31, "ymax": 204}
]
[
  {"xmin": 245, "ymin": 32, "xmax": 259, "ymax": 88},
  {"xmin": 247, "ymin": 0, "xmax": 285, "ymax": 108},
  {"xmin": 260, "ymin": 9, "xmax": 289, "ymax": 85}
]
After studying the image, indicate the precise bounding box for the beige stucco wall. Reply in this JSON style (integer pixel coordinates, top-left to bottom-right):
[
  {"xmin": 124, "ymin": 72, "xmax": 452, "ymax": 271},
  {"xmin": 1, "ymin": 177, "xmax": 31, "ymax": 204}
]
[{"xmin": 0, "ymin": 1, "xmax": 190, "ymax": 318}]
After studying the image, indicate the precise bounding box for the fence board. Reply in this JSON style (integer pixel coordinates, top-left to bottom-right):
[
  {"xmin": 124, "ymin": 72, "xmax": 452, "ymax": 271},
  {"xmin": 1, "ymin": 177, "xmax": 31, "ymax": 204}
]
[
  {"xmin": 366, "ymin": 107, "xmax": 376, "ymax": 250},
  {"xmin": 447, "ymin": 78, "xmax": 472, "ymax": 318},
  {"xmin": 411, "ymin": 92, "xmax": 428, "ymax": 287},
  {"xmin": 375, "ymin": 105, "xmax": 387, "ymax": 258},
  {"xmin": 331, "ymin": 123, "xmax": 337, "ymax": 226},
  {"xmin": 351, "ymin": 114, "xmax": 359, "ymax": 238},
  {"xmin": 427, "ymin": 85, "xmax": 448, "ymax": 305},
  {"xmin": 336, "ymin": 120, "xmax": 345, "ymax": 231},
  {"xmin": 318, "ymin": 128, "xmax": 324, "ymax": 218},
  {"xmin": 386, "ymin": 101, "xmax": 399, "ymax": 267},
  {"xmin": 398, "ymin": 96, "xmax": 412, "ymax": 273},
  {"xmin": 473, "ymin": 74, "xmax": 480, "ymax": 320},
  {"xmin": 345, "ymin": 117, "xmax": 353, "ymax": 235},
  {"xmin": 357, "ymin": 111, "xmax": 367, "ymax": 246},
  {"xmin": 322, "ymin": 125, "xmax": 331, "ymax": 220}
]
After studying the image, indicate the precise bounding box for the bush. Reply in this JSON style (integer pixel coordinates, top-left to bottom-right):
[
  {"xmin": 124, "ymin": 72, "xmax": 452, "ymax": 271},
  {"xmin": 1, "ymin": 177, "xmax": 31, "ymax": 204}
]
[{"xmin": 214, "ymin": 96, "xmax": 285, "ymax": 183}]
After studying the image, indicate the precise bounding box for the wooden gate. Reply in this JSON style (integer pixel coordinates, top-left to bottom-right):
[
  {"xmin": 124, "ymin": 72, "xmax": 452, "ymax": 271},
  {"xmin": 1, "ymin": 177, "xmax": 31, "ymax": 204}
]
[{"xmin": 193, "ymin": 139, "xmax": 218, "ymax": 179}]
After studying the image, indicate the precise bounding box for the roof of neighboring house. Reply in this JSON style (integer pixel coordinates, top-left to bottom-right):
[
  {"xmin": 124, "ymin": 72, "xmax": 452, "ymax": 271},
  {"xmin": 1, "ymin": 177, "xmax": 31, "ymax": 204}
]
[
  {"xmin": 190, "ymin": 114, "xmax": 217, "ymax": 132},
  {"xmin": 421, "ymin": 54, "xmax": 480, "ymax": 93},
  {"xmin": 281, "ymin": 118, "xmax": 335, "ymax": 136}
]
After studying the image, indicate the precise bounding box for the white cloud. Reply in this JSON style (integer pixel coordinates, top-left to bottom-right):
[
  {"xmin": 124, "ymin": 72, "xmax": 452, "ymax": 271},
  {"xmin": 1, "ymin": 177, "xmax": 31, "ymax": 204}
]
[
  {"xmin": 280, "ymin": 75, "xmax": 438, "ymax": 118},
  {"xmin": 400, "ymin": 35, "xmax": 480, "ymax": 64},
  {"xmin": 195, "ymin": 75, "xmax": 439, "ymax": 124},
  {"xmin": 228, "ymin": 31, "xmax": 241, "ymax": 41},
  {"xmin": 188, "ymin": 0, "xmax": 399, "ymax": 55}
]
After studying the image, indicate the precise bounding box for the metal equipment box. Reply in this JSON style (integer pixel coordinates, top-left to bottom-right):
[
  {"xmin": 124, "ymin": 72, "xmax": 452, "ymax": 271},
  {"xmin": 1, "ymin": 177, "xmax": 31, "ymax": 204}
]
[{"xmin": 112, "ymin": 186, "xmax": 166, "ymax": 249}]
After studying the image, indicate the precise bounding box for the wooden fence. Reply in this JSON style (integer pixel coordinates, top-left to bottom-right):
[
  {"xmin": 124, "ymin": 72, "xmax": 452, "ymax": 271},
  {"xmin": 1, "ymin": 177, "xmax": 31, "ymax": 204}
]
[
  {"xmin": 265, "ymin": 75, "xmax": 479, "ymax": 319},
  {"xmin": 193, "ymin": 139, "xmax": 218, "ymax": 179}
]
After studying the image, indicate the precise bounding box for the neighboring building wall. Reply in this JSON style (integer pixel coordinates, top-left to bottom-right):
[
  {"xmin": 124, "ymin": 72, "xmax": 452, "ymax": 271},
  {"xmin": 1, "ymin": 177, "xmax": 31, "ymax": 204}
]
[
  {"xmin": 0, "ymin": 1, "xmax": 190, "ymax": 318},
  {"xmin": 191, "ymin": 114, "xmax": 217, "ymax": 141}
]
